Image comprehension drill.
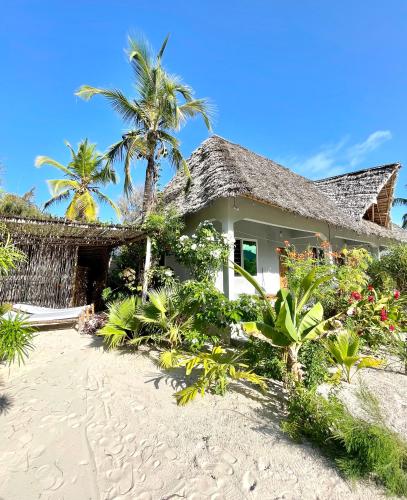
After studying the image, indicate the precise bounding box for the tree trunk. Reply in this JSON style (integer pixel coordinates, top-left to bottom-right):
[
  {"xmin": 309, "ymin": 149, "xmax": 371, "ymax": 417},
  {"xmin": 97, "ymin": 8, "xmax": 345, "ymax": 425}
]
[
  {"xmin": 141, "ymin": 154, "xmax": 158, "ymax": 303},
  {"xmin": 286, "ymin": 345, "xmax": 303, "ymax": 384}
]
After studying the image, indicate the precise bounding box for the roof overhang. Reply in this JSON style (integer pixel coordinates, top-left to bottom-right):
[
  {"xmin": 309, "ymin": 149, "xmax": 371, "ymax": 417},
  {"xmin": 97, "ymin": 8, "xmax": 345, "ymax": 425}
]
[{"xmin": 0, "ymin": 215, "xmax": 143, "ymax": 246}]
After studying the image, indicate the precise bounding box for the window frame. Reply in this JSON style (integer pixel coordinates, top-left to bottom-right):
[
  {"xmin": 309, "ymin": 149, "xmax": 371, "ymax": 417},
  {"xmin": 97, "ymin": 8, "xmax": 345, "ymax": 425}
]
[{"xmin": 234, "ymin": 237, "xmax": 258, "ymax": 276}]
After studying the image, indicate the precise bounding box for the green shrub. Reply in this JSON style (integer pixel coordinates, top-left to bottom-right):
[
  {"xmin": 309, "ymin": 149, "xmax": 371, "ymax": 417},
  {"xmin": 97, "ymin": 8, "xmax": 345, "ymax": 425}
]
[
  {"xmin": 0, "ymin": 313, "xmax": 36, "ymax": 365},
  {"xmin": 160, "ymin": 346, "xmax": 267, "ymax": 405},
  {"xmin": 299, "ymin": 340, "xmax": 331, "ymax": 388},
  {"xmin": 283, "ymin": 387, "xmax": 407, "ymax": 496},
  {"xmin": 369, "ymin": 245, "xmax": 407, "ymax": 294},
  {"xmin": 98, "ymin": 296, "xmax": 141, "ymax": 348},
  {"xmin": 244, "ymin": 338, "xmax": 286, "ymax": 380}
]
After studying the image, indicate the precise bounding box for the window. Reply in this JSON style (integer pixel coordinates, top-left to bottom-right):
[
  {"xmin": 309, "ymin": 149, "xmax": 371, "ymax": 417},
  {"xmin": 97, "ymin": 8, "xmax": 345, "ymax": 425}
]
[{"xmin": 234, "ymin": 239, "xmax": 257, "ymax": 276}]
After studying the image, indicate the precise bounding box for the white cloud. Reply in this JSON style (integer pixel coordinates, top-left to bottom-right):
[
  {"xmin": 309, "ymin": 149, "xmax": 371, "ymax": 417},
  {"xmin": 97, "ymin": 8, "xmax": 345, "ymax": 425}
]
[
  {"xmin": 281, "ymin": 130, "xmax": 392, "ymax": 179},
  {"xmin": 347, "ymin": 130, "xmax": 392, "ymax": 167}
]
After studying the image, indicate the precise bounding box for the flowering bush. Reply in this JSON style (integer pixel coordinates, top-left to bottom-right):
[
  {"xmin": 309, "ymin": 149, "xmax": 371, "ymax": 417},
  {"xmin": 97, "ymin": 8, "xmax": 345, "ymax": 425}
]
[
  {"xmin": 345, "ymin": 285, "xmax": 406, "ymax": 350},
  {"xmin": 175, "ymin": 221, "xmax": 231, "ymax": 282},
  {"xmin": 147, "ymin": 266, "xmax": 177, "ymax": 288}
]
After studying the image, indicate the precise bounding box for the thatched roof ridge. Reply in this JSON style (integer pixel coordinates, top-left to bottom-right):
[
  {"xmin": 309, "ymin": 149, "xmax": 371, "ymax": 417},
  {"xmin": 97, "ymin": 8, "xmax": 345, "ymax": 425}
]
[
  {"xmin": 163, "ymin": 135, "xmax": 407, "ymax": 242},
  {"xmin": 0, "ymin": 215, "xmax": 142, "ymax": 246},
  {"xmin": 314, "ymin": 163, "xmax": 400, "ymax": 223}
]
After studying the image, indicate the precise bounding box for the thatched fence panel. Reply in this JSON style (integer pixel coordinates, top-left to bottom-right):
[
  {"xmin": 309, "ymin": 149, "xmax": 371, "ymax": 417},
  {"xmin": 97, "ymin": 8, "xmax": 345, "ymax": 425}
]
[{"xmin": 0, "ymin": 243, "xmax": 78, "ymax": 307}]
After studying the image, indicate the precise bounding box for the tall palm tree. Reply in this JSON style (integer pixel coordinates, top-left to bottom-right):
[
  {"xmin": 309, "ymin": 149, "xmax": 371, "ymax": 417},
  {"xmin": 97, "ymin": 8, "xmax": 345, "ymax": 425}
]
[
  {"xmin": 393, "ymin": 191, "xmax": 407, "ymax": 228},
  {"xmin": 76, "ymin": 34, "xmax": 212, "ymax": 298},
  {"xmin": 35, "ymin": 139, "xmax": 120, "ymax": 222}
]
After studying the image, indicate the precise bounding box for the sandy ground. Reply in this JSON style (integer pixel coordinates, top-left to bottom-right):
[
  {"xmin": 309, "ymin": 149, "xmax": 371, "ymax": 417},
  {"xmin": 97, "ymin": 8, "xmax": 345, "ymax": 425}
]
[{"xmin": 0, "ymin": 329, "xmax": 405, "ymax": 500}]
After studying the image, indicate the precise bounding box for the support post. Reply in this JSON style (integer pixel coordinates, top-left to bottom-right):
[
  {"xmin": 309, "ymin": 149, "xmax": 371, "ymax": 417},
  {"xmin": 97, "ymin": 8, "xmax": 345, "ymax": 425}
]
[{"xmin": 221, "ymin": 216, "xmax": 235, "ymax": 299}]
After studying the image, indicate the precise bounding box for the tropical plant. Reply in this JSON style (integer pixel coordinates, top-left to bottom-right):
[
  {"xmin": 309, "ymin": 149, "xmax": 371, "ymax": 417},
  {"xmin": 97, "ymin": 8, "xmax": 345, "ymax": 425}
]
[
  {"xmin": 130, "ymin": 287, "xmax": 193, "ymax": 348},
  {"xmin": 160, "ymin": 346, "xmax": 267, "ymax": 405},
  {"xmin": 283, "ymin": 386, "xmax": 407, "ymax": 496},
  {"xmin": 175, "ymin": 221, "xmax": 231, "ymax": 282},
  {"xmin": 235, "ymin": 263, "xmax": 333, "ymax": 382},
  {"xmin": 369, "ymin": 245, "xmax": 407, "ymax": 293},
  {"xmin": 98, "ymin": 296, "xmax": 141, "ymax": 349},
  {"xmin": 76, "ymin": 34, "xmax": 212, "ymax": 299},
  {"xmin": 325, "ymin": 330, "xmax": 383, "ymax": 383},
  {"xmin": 35, "ymin": 139, "xmax": 120, "ymax": 222},
  {"xmin": 0, "ymin": 188, "xmax": 46, "ymax": 218},
  {"xmin": 0, "ymin": 313, "xmax": 36, "ymax": 365},
  {"xmin": 0, "ymin": 227, "xmax": 25, "ymax": 275}
]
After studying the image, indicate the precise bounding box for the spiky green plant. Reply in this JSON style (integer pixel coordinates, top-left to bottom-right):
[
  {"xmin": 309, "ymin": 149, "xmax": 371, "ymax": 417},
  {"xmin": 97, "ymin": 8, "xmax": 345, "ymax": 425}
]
[
  {"xmin": 325, "ymin": 330, "xmax": 383, "ymax": 383},
  {"xmin": 35, "ymin": 139, "xmax": 120, "ymax": 222},
  {"xmin": 234, "ymin": 262, "xmax": 334, "ymax": 382},
  {"xmin": 98, "ymin": 296, "xmax": 141, "ymax": 349},
  {"xmin": 0, "ymin": 313, "xmax": 36, "ymax": 365},
  {"xmin": 130, "ymin": 287, "xmax": 192, "ymax": 348},
  {"xmin": 160, "ymin": 346, "xmax": 267, "ymax": 405}
]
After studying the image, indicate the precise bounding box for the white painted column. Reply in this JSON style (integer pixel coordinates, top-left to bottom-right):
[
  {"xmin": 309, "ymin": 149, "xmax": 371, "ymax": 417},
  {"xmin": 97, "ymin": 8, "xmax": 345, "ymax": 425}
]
[{"xmin": 221, "ymin": 216, "xmax": 235, "ymax": 299}]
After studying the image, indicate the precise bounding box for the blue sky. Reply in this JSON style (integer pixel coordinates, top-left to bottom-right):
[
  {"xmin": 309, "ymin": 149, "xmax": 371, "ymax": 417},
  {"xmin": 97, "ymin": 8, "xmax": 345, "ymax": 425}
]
[{"xmin": 1, "ymin": 0, "xmax": 406, "ymax": 224}]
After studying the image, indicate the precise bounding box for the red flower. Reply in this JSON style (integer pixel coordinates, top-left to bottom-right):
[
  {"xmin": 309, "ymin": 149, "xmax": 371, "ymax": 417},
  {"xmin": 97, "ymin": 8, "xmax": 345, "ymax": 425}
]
[
  {"xmin": 394, "ymin": 290, "xmax": 400, "ymax": 300},
  {"xmin": 351, "ymin": 291, "xmax": 362, "ymax": 301},
  {"xmin": 380, "ymin": 308, "xmax": 388, "ymax": 321},
  {"xmin": 368, "ymin": 295, "xmax": 374, "ymax": 303},
  {"xmin": 389, "ymin": 325, "xmax": 395, "ymax": 332},
  {"xmin": 368, "ymin": 285, "xmax": 374, "ymax": 291}
]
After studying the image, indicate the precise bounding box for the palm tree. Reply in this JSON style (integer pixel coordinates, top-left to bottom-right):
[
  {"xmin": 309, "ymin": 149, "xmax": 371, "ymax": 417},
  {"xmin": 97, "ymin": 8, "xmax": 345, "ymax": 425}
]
[
  {"xmin": 393, "ymin": 191, "xmax": 407, "ymax": 228},
  {"xmin": 76, "ymin": 34, "xmax": 212, "ymax": 298},
  {"xmin": 35, "ymin": 139, "xmax": 120, "ymax": 222}
]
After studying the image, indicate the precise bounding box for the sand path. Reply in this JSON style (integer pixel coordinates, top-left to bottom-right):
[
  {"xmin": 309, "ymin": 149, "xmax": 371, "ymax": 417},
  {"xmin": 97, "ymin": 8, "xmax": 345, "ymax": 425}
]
[{"xmin": 0, "ymin": 329, "xmax": 403, "ymax": 499}]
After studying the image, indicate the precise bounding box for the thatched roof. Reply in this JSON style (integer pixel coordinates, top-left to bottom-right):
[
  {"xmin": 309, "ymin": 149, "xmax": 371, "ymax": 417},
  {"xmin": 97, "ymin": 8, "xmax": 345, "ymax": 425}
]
[
  {"xmin": 164, "ymin": 135, "xmax": 406, "ymax": 242},
  {"xmin": 314, "ymin": 164, "xmax": 400, "ymax": 227},
  {"xmin": 0, "ymin": 215, "xmax": 142, "ymax": 246}
]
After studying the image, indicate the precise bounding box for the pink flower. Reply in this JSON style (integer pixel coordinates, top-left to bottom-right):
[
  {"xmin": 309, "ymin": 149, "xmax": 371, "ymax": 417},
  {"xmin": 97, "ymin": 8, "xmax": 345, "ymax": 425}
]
[
  {"xmin": 394, "ymin": 290, "xmax": 400, "ymax": 300},
  {"xmin": 368, "ymin": 285, "xmax": 374, "ymax": 291},
  {"xmin": 380, "ymin": 308, "xmax": 388, "ymax": 322},
  {"xmin": 389, "ymin": 325, "xmax": 395, "ymax": 332},
  {"xmin": 368, "ymin": 295, "xmax": 374, "ymax": 303},
  {"xmin": 351, "ymin": 291, "xmax": 362, "ymax": 301}
]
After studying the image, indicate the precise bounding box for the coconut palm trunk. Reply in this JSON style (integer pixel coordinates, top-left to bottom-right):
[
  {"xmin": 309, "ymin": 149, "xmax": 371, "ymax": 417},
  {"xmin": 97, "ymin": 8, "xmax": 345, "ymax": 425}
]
[{"xmin": 141, "ymin": 154, "xmax": 159, "ymax": 302}]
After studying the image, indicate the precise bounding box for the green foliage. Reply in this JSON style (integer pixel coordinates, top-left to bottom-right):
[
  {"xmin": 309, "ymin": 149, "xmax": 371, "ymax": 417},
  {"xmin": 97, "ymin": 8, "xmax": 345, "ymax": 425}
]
[
  {"xmin": 298, "ymin": 340, "xmax": 331, "ymax": 388},
  {"xmin": 236, "ymin": 264, "xmax": 334, "ymax": 381},
  {"xmin": 35, "ymin": 139, "xmax": 120, "ymax": 222},
  {"xmin": 0, "ymin": 228, "xmax": 26, "ymax": 275},
  {"xmin": 283, "ymin": 243, "xmax": 373, "ymax": 316},
  {"xmin": 104, "ymin": 241, "xmax": 145, "ymax": 302},
  {"xmin": 131, "ymin": 287, "xmax": 193, "ymax": 348},
  {"xmin": 369, "ymin": 245, "xmax": 407, "ymax": 293},
  {"xmin": 325, "ymin": 330, "xmax": 383, "ymax": 383},
  {"xmin": 175, "ymin": 221, "xmax": 231, "ymax": 282},
  {"xmin": 142, "ymin": 205, "xmax": 184, "ymax": 257},
  {"xmin": 0, "ymin": 313, "xmax": 36, "ymax": 365},
  {"xmin": 160, "ymin": 345, "xmax": 267, "ymax": 405},
  {"xmin": 283, "ymin": 387, "xmax": 407, "ymax": 496},
  {"xmin": 98, "ymin": 296, "xmax": 141, "ymax": 349},
  {"xmin": 0, "ymin": 189, "xmax": 47, "ymax": 218},
  {"xmin": 243, "ymin": 338, "xmax": 286, "ymax": 380}
]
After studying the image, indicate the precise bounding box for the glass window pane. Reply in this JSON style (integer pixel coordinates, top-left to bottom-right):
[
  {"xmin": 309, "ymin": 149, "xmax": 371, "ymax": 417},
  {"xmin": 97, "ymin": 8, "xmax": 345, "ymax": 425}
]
[{"xmin": 243, "ymin": 240, "xmax": 257, "ymax": 276}]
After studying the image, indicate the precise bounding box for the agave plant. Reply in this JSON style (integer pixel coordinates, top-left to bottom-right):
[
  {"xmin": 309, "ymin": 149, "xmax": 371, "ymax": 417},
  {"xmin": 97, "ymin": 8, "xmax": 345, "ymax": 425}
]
[
  {"xmin": 0, "ymin": 228, "xmax": 25, "ymax": 275},
  {"xmin": 160, "ymin": 346, "xmax": 267, "ymax": 405},
  {"xmin": 325, "ymin": 330, "xmax": 383, "ymax": 383},
  {"xmin": 0, "ymin": 313, "xmax": 36, "ymax": 365},
  {"xmin": 234, "ymin": 262, "xmax": 334, "ymax": 382},
  {"xmin": 130, "ymin": 287, "xmax": 192, "ymax": 348},
  {"xmin": 98, "ymin": 296, "xmax": 141, "ymax": 349}
]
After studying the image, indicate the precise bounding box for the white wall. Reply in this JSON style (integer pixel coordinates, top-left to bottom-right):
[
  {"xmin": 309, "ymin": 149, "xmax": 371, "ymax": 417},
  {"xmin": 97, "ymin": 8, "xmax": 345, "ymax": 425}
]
[{"xmin": 166, "ymin": 197, "xmax": 391, "ymax": 299}]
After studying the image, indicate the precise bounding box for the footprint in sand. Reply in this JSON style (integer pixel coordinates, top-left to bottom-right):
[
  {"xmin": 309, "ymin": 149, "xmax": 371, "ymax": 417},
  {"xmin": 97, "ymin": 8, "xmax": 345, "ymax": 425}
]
[{"xmin": 242, "ymin": 470, "xmax": 258, "ymax": 493}]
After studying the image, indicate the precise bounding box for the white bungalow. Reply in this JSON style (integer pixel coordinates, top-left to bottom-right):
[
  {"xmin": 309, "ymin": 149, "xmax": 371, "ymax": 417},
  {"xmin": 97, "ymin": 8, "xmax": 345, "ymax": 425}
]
[{"xmin": 164, "ymin": 136, "xmax": 406, "ymax": 299}]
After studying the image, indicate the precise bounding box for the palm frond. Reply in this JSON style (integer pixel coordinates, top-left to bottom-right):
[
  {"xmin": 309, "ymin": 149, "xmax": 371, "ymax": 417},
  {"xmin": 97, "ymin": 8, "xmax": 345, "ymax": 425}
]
[
  {"xmin": 393, "ymin": 197, "xmax": 407, "ymax": 207},
  {"xmin": 92, "ymin": 190, "xmax": 121, "ymax": 219},
  {"xmin": 43, "ymin": 190, "xmax": 72, "ymax": 210},
  {"xmin": 47, "ymin": 179, "xmax": 79, "ymax": 196},
  {"xmin": 35, "ymin": 156, "xmax": 74, "ymax": 177}
]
